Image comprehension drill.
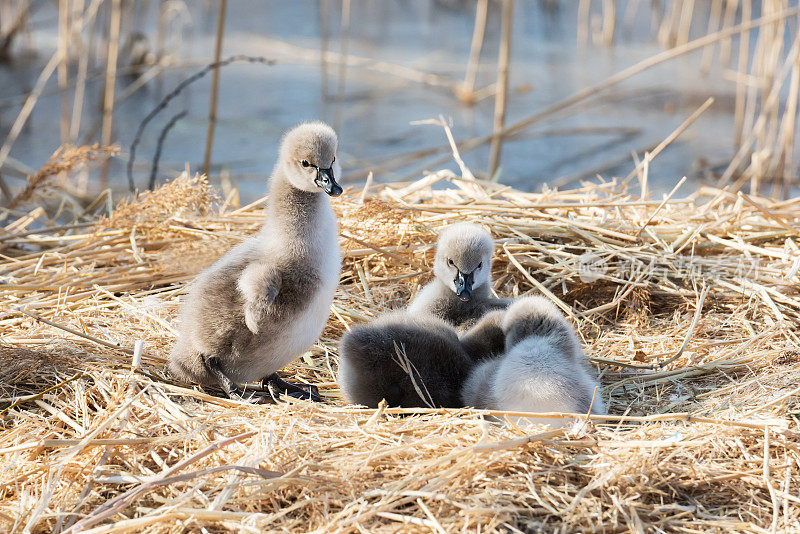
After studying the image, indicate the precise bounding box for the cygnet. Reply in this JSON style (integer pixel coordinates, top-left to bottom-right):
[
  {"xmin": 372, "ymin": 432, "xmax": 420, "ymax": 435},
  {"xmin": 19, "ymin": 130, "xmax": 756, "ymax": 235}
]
[
  {"xmin": 338, "ymin": 312, "xmax": 474, "ymax": 408},
  {"xmin": 168, "ymin": 121, "xmax": 343, "ymax": 402},
  {"xmin": 407, "ymin": 222, "xmax": 509, "ymax": 328},
  {"xmin": 461, "ymin": 296, "xmax": 606, "ymax": 427}
]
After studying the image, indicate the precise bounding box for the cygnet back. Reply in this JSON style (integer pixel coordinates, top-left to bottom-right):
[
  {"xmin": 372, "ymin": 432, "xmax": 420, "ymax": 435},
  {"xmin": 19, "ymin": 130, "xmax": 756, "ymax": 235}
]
[
  {"xmin": 338, "ymin": 312, "xmax": 472, "ymax": 408},
  {"xmin": 462, "ymin": 296, "xmax": 606, "ymax": 428}
]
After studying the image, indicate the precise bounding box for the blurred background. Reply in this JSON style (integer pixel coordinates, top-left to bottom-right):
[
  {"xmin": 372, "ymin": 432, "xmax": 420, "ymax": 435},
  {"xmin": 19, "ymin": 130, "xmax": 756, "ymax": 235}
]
[{"xmin": 0, "ymin": 0, "xmax": 798, "ymax": 206}]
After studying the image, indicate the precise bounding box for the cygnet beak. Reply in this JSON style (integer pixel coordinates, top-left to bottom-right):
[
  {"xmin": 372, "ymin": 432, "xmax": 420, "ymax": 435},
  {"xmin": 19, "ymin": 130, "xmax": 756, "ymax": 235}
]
[
  {"xmin": 454, "ymin": 270, "xmax": 474, "ymax": 302},
  {"xmin": 315, "ymin": 166, "xmax": 343, "ymax": 197}
]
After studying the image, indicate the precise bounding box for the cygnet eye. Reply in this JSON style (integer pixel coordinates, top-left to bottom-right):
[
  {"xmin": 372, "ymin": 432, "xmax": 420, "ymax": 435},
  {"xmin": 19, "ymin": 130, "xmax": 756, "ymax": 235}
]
[
  {"xmin": 478, "ymin": 262, "xmax": 483, "ymax": 269},
  {"xmin": 448, "ymin": 259, "xmax": 454, "ymax": 266},
  {"xmin": 332, "ymin": 156, "xmax": 336, "ymax": 163},
  {"xmin": 301, "ymin": 160, "xmax": 311, "ymax": 168}
]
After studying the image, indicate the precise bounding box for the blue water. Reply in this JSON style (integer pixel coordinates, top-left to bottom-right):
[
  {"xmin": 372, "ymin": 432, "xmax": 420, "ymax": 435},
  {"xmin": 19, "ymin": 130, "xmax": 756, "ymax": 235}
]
[{"xmin": 0, "ymin": 0, "xmax": 789, "ymax": 203}]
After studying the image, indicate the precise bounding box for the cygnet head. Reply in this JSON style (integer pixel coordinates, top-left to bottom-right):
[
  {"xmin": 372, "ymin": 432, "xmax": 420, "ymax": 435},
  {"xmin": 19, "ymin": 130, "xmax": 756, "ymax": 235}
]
[
  {"xmin": 433, "ymin": 223, "xmax": 494, "ymax": 302},
  {"xmin": 501, "ymin": 296, "xmax": 574, "ymax": 349},
  {"xmin": 278, "ymin": 121, "xmax": 342, "ymax": 196}
]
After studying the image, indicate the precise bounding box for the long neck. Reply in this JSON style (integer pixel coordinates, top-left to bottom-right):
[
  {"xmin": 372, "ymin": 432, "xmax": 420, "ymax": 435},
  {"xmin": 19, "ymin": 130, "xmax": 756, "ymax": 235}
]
[{"xmin": 261, "ymin": 171, "xmax": 327, "ymax": 250}]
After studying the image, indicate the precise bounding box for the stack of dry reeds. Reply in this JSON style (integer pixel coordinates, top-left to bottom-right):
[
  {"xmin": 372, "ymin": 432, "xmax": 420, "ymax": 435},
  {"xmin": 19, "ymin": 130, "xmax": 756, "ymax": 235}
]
[{"xmin": 1, "ymin": 154, "xmax": 799, "ymax": 531}]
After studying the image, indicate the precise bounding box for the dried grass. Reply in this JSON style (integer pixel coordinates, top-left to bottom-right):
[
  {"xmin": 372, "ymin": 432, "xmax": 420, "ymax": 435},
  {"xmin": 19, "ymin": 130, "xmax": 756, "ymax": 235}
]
[
  {"xmin": 6, "ymin": 144, "xmax": 118, "ymax": 210},
  {"xmin": 1, "ymin": 165, "xmax": 799, "ymax": 532},
  {"xmin": 96, "ymin": 172, "xmax": 215, "ymax": 236}
]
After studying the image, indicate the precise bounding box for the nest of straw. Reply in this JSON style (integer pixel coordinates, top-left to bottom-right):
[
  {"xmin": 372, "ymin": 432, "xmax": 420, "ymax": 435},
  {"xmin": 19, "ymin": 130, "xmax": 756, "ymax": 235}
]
[{"xmin": 1, "ymin": 166, "xmax": 799, "ymax": 532}]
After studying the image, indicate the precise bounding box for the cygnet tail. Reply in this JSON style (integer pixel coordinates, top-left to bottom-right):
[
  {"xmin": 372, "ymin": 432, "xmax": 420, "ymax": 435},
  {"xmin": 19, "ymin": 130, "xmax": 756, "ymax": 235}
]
[
  {"xmin": 339, "ymin": 327, "xmax": 392, "ymax": 368},
  {"xmin": 496, "ymin": 342, "xmax": 607, "ymax": 426}
]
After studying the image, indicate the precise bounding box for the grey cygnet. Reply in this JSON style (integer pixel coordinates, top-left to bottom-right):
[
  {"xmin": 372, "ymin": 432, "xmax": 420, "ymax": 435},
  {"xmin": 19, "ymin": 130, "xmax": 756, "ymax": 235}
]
[
  {"xmin": 407, "ymin": 223, "xmax": 509, "ymax": 328},
  {"xmin": 168, "ymin": 122, "xmax": 343, "ymax": 402},
  {"xmin": 337, "ymin": 311, "xmax": 474, "ymax": 408},
  {"xmin": 462, "ymin": 296, "xmax": 606, "ymax": 427}
]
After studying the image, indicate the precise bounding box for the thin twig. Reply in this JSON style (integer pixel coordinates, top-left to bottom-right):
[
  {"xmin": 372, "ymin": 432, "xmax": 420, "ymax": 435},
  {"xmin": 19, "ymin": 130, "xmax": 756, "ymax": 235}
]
[
  {"xmin": 64, "ymin": 431, "xmax": 257, "ymax": 533},
  {"xmin": 636, "ymin": 176, "xmax": 687, "ymax": 237},
  {"xmin": 657, "ymin": 284, "xmax": 710, "ymax": 368},
  {"xmin": 0, "ymin": 372, "xmax": 84, "ymax": 415},
  {"xmin": 149, "ymin": 110, "xmax": 188, "ymax": 189},
  {"xmin": 488, "ymin": 0, "xmax": 513, "ymax": 178},
  {"xmin": 100, "ymin": 0, "xmax": 122, "ymax": 187}
]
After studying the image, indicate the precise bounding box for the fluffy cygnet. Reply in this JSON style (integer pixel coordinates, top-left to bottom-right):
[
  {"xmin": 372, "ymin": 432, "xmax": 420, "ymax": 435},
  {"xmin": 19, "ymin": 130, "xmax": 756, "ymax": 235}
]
[
  {"xmin": 338, "ymin": 312, "xmax": 474, "ymax": 408},
  {"xmin": 407, "ymin": 222, "xmax": 509, "ymax": 328},
  {"xmin": 168, "ymin": 121, "xmax": 343, "ymax": 402},
  {"xmin": 461, "ymin": 296, "xmax": 606, "ymax": 427}
]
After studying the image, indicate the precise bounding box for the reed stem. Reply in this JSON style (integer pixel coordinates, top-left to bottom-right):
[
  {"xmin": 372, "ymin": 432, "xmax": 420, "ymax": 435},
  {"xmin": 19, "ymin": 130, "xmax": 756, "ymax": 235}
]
[
  {"xmin": 459, "ymin": 0, "xmax": 488, "ymax": 104},
  {"xmin": 100, "ymin": 0, "xmax": 122, "ymax": 187},
  {"xmin": 488, "ymin": 0, "xmax": 513, "ymax": 179},
  {"xmin": 202, "ymin": 0, "xmax": 227, "ymax": 177}
]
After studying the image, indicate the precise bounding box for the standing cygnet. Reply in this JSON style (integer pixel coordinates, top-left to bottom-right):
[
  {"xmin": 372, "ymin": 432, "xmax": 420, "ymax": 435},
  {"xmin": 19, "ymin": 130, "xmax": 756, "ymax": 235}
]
[
  {"xmin": 407, "ymin": 223, "xmax": 509, "ymax": 328},
  {"xmin": 338, "ymin": 312, "xmax": 473, "ymax": 408},
  {"xmin": 168, "ymin": 122, "xmax": 343, "ymax": 402},
  {"xmin": 461, "ymin": 296, "xmax": 606, "ymax": 428}
]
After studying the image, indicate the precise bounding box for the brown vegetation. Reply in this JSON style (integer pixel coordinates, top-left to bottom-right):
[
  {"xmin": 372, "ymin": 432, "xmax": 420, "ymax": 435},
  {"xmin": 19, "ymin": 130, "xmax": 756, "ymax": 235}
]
[
  {"xmin": 6, "ymin": 144, "xmax": 118, "ymax": 209},
  {"xmin": 1, "ymin": 168, "xmax": 799, "ymax": 532}
]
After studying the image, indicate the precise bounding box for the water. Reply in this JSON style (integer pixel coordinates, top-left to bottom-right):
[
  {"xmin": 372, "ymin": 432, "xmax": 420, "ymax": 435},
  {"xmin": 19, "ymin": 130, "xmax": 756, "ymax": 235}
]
[{"xmin": 0, "ymin": 0, "xmax": 787, "ymax": 203}]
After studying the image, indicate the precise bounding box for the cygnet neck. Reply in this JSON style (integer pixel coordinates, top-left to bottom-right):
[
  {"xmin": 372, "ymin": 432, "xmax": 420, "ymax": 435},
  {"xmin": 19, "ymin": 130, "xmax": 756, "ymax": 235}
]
[{"xmin": 263, "ymin": 169, "xmax": 326, "ymax": 241}]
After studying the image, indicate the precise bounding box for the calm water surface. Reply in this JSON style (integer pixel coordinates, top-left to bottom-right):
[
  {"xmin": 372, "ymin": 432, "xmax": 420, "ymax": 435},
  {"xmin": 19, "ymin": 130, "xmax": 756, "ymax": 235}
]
[{"xmin": 0, "ymin": 1, "xmax": 778, "ymax": 203}]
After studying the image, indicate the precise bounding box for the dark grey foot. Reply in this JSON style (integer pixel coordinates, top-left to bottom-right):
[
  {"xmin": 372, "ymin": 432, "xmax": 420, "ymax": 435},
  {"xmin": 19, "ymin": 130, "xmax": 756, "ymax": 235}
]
[
  {"xmin": 202, "ymin": 354, "xmax": 273, "ymax": 404},
  {"xmin": 261, "ymin": 373, "xmax": 322, "ymax": 402}
]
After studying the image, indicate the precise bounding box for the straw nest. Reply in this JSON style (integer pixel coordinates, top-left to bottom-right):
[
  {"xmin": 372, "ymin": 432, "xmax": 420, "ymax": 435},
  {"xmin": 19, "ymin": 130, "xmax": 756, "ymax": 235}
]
[{"xmin": 2, "ymin": 164, "xmax": 800, "ymax": 533}]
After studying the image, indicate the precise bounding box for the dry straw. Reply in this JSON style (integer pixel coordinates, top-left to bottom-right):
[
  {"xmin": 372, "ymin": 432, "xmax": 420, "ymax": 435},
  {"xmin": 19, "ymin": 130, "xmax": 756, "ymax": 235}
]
[
  {"xmin": 5, "ymin": 144, "xmax": 118, "ymax": 210},
  {"xmin": 1, "ymin": 157, "xmax": 799, "ymax": 531}
]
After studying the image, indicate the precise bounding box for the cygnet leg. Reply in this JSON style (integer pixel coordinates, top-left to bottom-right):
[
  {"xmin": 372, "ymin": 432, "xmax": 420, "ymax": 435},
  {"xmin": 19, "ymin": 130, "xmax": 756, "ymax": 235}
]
[
  {"xmin": 202, "ymin": 355, "xmax": 272, "ymax": 404},
  {"xmin": 262, "ymin": 373, "xmax": 322, "ymax": 402}
]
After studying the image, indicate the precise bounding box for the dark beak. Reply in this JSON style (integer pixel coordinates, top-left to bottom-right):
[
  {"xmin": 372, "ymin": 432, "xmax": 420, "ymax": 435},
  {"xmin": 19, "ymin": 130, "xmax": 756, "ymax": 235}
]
[
  {"xmin": 315, "ymin": 167, "xmax": 342, "ymax": 197},
  {"xmin": 454, "ymin": 270, "xmax": 474, "ymax": 302}
]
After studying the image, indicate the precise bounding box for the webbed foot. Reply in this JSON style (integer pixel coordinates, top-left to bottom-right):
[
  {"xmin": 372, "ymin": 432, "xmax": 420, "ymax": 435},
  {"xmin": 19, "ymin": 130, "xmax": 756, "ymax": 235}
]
[
  {"xmin": 203, "ymin": 354, "xmax": 272, "ymax": 403},
  {"xmin": 261, "ymin": 373, "xmax": 322, "ymax": 402}
]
